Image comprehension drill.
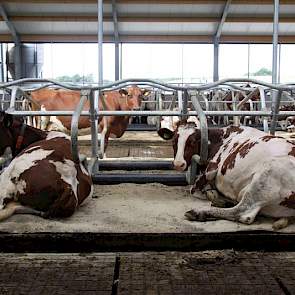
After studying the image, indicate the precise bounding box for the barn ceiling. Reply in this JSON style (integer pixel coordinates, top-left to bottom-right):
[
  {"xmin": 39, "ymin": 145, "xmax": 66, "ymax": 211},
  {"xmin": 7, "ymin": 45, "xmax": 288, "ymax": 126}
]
[{"xmin": 0, "ymin": 0, "xmax": 295, "ymax": 43}]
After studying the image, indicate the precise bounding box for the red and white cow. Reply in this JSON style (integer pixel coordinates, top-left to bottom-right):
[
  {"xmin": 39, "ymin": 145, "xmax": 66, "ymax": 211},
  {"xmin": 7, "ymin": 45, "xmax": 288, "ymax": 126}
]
[
  {"xmin": 27, "ymin": 86, "xmax": 147, "ymax": 148},
  {"xmin": 0, "ymin": 112, "xmax": 93, "ymax": 221},
  {"xmin": 159, "ymin": 122, "xmax": 295, "ymax": 229}
]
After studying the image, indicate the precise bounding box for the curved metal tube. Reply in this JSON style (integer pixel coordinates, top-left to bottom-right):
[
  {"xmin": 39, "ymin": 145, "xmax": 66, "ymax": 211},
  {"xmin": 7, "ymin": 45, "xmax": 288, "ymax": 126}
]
[
  {"xmin": 258, "ymin": 87, "xmax": 269, "ymax": 132},
  {"xmin": 270, "ymin": 90, "xmax": 282, "ymax": 135},
  {"xmin": 191, "ymin": 94, "xmax": 208, "ymax": 165},
  {"xmin": 71, "ymin": 90, "xmax": 88, "ymax": 163},
  {"xmin": 2, "ymin": 77, "xmax": 295, "ymax": 92}
]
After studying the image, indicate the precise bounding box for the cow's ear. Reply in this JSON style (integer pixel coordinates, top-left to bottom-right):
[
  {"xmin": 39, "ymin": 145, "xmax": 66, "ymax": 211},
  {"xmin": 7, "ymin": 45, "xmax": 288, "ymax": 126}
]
[
  {"xmin": 157, "ymin": 128, "xmax": 174, "ymax": 140},
  {"xmin": 119, "ymin": 89, "xmax": 128, "ymax": 96},
  {"xmin": 3, "ymin": 113, "xmax": 13, "ymax": 128}
]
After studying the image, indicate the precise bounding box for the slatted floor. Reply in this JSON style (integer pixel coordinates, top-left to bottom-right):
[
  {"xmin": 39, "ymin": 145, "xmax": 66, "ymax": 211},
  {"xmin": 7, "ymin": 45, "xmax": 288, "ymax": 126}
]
[{"xmin": 0, "ymin": 252, "xmax": 294, "ymax": 295}]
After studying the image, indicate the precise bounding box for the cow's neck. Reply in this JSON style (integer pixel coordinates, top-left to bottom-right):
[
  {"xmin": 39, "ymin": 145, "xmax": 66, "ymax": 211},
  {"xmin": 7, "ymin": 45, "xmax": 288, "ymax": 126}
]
[
  {"xmin": 11, "ymin": 123, "xmax": 47, "ymax": 156},
  {"xmin": 207, "ymin": 128, "xmax": 224, "ymax": 160}
]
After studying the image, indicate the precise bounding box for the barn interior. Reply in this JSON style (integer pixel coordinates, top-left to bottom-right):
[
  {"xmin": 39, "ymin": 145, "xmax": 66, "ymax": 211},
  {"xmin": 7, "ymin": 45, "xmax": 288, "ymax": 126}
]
[{"xmin": 0, "ymin": 0, "xmax": 295, "ymax": 252}]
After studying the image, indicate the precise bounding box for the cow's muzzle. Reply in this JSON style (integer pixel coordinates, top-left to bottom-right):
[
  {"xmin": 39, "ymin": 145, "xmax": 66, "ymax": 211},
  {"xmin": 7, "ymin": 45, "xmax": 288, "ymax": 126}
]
[{"xmin": 173, "ymin": 160, "xmax": 187, "ymax": 171}]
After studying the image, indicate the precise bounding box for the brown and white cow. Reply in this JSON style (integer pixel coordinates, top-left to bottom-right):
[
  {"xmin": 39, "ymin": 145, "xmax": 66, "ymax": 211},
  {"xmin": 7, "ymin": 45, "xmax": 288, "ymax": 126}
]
[
  {"xmin": 0, "ymin": 112, "xmax": 93, "ymax": 221},
  {"xmin": 28, "ymin": 86, "xmax": 147, "ymax": 147},
  {"xmin": 159, "ymin": 122, "xmax": 295, "ymax": 229}
]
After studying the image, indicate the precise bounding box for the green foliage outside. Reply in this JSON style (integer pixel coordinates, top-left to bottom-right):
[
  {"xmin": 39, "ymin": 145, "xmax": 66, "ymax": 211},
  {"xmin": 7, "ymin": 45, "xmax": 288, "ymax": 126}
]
[
  {"xmin": 55, "ymin": 74, "xmax": 94, "ymax": 83},
  {"xmin": 249, "ymin": 67, "xmax": 272, "ymax": 76}
]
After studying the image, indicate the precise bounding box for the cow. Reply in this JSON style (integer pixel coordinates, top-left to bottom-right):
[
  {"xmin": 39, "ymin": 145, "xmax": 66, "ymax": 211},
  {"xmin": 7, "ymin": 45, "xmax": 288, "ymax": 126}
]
[
  {"xmin": 158, "ymin": 121, "xmax": 295, "ymax": 229},
  {"xmin": 26, "ymin": 85, "xmax": 147, "ymax": 148},
  {"xmin": 0, "ymin": 111, "xmax": 93, "ymax": 221},
  {"xmin": 277, "ymin": 105, "xmax": 295, "ymax": 132},
  {"xmin": 209, "ymin": 86, "xmax": 261, "ymax": 126}
]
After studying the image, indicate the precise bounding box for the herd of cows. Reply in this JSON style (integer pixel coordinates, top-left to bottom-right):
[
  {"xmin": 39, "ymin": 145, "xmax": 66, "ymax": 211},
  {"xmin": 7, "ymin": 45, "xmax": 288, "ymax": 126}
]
[{"xmin": 0, "ymin": 84, "xmax": 294, "ymax": 229}]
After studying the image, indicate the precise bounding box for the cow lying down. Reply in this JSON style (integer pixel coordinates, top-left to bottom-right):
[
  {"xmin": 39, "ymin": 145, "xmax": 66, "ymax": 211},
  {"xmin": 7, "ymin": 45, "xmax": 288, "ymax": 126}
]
[
  {"xmin": 159, "ymin": 121, "xmax": 295, "ymax": 229},
  {"xmin": 0, "ymin": 112, "xmax": 93, "ymax": 221}
]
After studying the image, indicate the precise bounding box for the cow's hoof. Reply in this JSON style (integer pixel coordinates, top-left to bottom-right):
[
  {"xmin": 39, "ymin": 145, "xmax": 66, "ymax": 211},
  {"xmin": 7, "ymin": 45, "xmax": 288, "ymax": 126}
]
[
  {"xmin": 272, "ymin": 218, "xmax": 289, "ymax": 230},
  {"xmin": 185, "ymin": 210, "xmax": 207, "ymax": 222}
]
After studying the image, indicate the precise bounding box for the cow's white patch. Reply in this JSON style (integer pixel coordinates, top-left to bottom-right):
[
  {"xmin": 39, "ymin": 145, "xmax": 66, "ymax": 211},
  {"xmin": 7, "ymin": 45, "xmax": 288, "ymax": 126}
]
[
  {"xmin": 47, "ymin": 116, "xmax": 68, "ymax": 133},
  {"xmin": 49, "ymin": 159, "xmax": 79, "ymax": 206},
  {"xmin": 175, "ymin": 125, "xmax": 196, "ymax": 164},
  {"xmin": 46, "ymin": 131, "xmax": 70, "ymax": 141},
  {"xmin": 40, "ymin": 105, "xmax": 50, "ymax": 130},
  {"xmin": 0, "ymin": 148, "xmax": 54, "ymax": 204}
]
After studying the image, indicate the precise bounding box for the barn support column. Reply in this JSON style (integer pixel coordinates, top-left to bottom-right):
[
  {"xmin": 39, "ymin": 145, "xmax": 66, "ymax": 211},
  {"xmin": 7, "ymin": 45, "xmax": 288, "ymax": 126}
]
[
  {"xmin": 213, "ymin": 0, "xmax": 231, "ymax": 82},
  {"xmin": 97, "ymin": 0, "xmax": 103, "ymax": 85},
  {"xmin": 112, "ymin": 0, "xmax": 120, "ymax": 81},
  {"xmin": 213, "ymin": 38, "xmax": 219, "ymax": 82},
  {"xmin": 0, "ymin": 43, "xmax": 4, "ymax": 82},
  {"xmin": 272, "ymin": 0, "xmax": 280, "ymax": 84},
  {"xmin": 90, "ymin": 0, "xmax": 104, "ymax": 173},
  {"xmin": 0, "ymin": 4, "xmax": 22, "ymax": 79},
  {"xmin": 270, "ymin": 0, "xmax": 280, "ymax": 135}
]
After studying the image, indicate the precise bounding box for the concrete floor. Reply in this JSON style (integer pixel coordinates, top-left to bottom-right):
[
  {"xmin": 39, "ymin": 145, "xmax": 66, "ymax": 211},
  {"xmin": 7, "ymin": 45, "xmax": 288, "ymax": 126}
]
[{"xmin": 0, "ymin": 183, "xmax": 294, "ymax": 234}]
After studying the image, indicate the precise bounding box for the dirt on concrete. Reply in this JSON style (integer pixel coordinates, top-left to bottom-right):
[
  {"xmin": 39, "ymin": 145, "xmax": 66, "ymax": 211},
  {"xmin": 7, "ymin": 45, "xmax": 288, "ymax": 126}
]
[{"xmin": 1, "ymin": 183, "xmax": 295, "ymax": 234}]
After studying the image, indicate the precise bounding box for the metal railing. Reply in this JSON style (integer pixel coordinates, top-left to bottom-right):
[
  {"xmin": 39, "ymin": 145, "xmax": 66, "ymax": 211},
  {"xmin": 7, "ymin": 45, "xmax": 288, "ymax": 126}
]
[{"xmin": 1, "ymin": 77, "xmax": 295, "ymax": 180}]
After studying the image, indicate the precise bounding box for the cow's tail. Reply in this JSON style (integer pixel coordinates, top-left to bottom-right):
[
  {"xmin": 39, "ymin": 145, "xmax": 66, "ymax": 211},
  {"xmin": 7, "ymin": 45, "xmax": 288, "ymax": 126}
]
[{"xmin": 0, "ymin": 202, "xmax": 44, "ymax": 221}]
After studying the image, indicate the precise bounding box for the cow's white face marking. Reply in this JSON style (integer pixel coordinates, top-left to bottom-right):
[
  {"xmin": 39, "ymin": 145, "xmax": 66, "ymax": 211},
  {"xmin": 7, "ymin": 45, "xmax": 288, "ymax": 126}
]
[
  {"xmin": 0, "ymin": 148, "xmax": 54, "ymax": 204},
  {"xmin": 46, "ymin": 131, "xmax": 70, "ymax": 141},
  {"xmin": 174, "ymin": 125, "xmax": 196, "ymax": 170},
  {"xmin": 49, "ymin": 159, "xmax": 79, "ymax": 206}
]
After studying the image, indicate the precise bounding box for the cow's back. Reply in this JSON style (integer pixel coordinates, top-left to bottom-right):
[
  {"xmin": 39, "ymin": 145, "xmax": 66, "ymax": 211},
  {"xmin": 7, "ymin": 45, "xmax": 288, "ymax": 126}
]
[
  {"xmin": 212, "ymin": 127, "xmax": 295, "ymax": 202},
  {"xmin": 0, "ymin": 132, "xmax": 92, "ymax": 216}
]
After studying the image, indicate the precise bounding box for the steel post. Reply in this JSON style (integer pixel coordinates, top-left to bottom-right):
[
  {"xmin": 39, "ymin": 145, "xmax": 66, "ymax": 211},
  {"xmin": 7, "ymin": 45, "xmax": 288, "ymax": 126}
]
[
  {"xmin": 213, "ymin": 38, "xmax": 219, "ymax": 82},
  {"xmin": 182, "ymin": 90, "xmax": 189, "ymax": 120},
  {"xmin": 270, "ymin": 90, "xmax": 282, "ymax": 135},
  {"xmin": 71, "ymin": 91, "xmax": 88, "ymax": 163},
  {"xmin": 272, "ymin": 0, "xmax": 280, "ymax": 84},
  {"xmin": 258, "ymin": 87, "xmax": 269, "ymax": 132},
  {"xmin": 89, "ymin": 90, "xmax": 99, "ymax": 172},
  {"xmin": 191, "ymin": 94, "xmax": 208, "ymax": 165},
  {"xmin": 97, "ymin": 0, "xmax": 103, "ymax": 85}
]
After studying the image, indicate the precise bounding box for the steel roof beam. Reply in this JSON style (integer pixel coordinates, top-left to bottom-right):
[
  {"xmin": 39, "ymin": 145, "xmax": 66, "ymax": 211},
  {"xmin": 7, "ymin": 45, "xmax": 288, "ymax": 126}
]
[
  {"xmin": 0, "ymin": 4, "xmax": 22, "ymax": 79},
  {"xmin": 1, "ymin": 0, "xmax": 294, "ymax": 4},
  {"xmin": 112, "ymin": 0, "xmax": 120, "ymax": 80},
  {"xmin": 0, "ymin": 4, "xmax": 20, "ymax": 44},
  {"xmin": 213, "ymin": 0, "xmax": 231, "ymax": 82},
  {"xmin": 1, "ymin": 15, "xmax": 294, "ymax": 23}
]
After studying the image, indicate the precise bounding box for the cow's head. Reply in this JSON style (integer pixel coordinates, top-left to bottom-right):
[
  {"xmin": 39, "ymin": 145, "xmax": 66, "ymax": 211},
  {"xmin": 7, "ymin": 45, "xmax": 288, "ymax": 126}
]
[
  {"xmin": 158, "ymin": 119, "xmax": 201, "ymax": 171},
  {"xmin": 119, "ymin": 86, "xmax": 149, "ymax": 111},
  {"xmin": 0, "ymin": 112, "xmax": 15, "ymax": 157}
]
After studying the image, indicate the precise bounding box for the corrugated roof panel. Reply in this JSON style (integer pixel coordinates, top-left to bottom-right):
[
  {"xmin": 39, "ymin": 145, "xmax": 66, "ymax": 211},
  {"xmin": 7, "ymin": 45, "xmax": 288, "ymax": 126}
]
[
  {"xmin": 119, "ymin": 22, "xmax": 216, "ymax": 35},
  {"xmin": 5, "ymin": 3, "xmax": 112, "ymax": 15},
  {"xmin": 229, "ymin": 4, "xmax": 295, "ymax": 16},
  {"xmin": 117, "ymin": 3, "xmax": 223, "ymax": 16},
  {"xmin": 0, "ymin": 22, "xmax": 10, "ymax": 34},
  {"xmin": 223, "ymin": 22, "xmax": 295, "ymax": 35},
  {"xmin": 14, "ymin": 21, "xmax": 113, "ymax": 35}
]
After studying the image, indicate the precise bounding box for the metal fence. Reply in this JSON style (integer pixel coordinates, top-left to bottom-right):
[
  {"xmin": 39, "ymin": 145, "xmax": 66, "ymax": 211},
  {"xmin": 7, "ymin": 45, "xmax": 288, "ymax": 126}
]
[{"xmin": 1, "ymin": 77, "xmax": 295, "ymax": 183}]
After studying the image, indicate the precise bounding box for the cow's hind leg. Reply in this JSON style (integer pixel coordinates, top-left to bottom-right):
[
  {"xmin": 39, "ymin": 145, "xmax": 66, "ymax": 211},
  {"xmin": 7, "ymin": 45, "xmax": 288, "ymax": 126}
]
[
  {"xmin": 43, "ymin": 186, "xmax": 77, "ymax": 218},
  {"xmin": 0, "ymin": 202, "xmax": 44, "ymax": 221},
  {"xmin": 185, "ymin": 199, "xmax": 262, "ymax": 224},
  {"xmin": 185, "ymin": 188, "xmax": 264, "ymax": 225}
]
